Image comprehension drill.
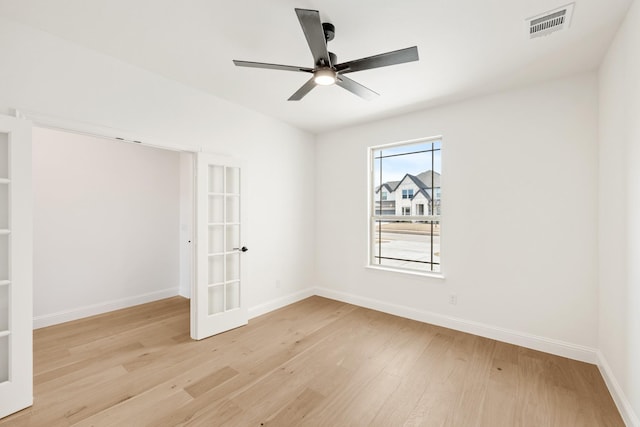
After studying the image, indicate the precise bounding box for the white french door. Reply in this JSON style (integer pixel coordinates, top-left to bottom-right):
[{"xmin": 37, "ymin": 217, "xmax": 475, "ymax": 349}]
[
  {"xmin": 0, "ymin": 114, "xmax": 33, "ymax": 418},
  {"xmin": 191, "ymin": 153, "xmax": 248, "ymax": 340}
]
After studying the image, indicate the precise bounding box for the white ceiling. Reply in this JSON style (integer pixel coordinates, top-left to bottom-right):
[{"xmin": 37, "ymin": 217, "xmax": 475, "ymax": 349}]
[{"xmin": 0, "ymin": 0, "xmax": 633, "ymax": 133}]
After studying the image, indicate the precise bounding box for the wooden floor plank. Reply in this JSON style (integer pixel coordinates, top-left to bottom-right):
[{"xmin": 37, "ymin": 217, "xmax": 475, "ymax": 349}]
[{"xmin": 0, "ymin": 296, "xmax": 624, "ymax": 427}]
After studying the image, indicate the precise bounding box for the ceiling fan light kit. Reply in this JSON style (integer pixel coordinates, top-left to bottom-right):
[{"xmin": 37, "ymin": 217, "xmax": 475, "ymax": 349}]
[
  {"xmin": 313, "ymin": 68, "xmax": 337, "ymax": 85},
  {"xmin": 233, "ymin": 8, "xmax": 419, "ymax": 101}
]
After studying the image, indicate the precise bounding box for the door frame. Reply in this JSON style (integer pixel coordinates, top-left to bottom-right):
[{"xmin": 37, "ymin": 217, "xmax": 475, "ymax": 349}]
[{"xmin": 20, "ymin": 108, "xmax": 201, "ymax": 302}]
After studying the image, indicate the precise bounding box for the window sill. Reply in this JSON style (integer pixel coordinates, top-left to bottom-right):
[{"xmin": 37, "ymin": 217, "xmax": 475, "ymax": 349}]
[{"xmin": 365, "ymin": 265, "xmax": 445, "ymax": 280}]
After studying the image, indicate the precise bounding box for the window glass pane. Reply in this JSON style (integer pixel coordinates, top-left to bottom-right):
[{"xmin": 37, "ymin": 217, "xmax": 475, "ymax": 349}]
[
  {"xmin": 371, "ymin": 139, "xmax": 441, "ymax": 273},
  {"xmin": 373, "ymin": 141, "xmax": 441, "ymax": 218},
  {"xmin": 373, "ymin": 220, "xmax": 440, "ymax": 273}
]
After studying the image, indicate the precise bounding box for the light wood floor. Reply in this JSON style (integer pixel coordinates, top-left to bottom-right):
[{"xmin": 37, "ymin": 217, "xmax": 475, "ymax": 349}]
[{"xmin": 1, "ymin": 296, "xmax": 623, "ymax": 426}]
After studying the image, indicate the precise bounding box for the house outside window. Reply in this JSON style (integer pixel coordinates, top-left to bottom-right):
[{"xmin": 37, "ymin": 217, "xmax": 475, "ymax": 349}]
[{"xmin": 370, "ymin": 137, "xmax": 442, "ymax": 274}]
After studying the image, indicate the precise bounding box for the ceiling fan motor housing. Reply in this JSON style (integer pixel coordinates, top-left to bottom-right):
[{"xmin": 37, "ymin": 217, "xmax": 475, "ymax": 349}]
[{"xmin": 322, "ymin": 22, "xmax": 335, "ymax": 42}]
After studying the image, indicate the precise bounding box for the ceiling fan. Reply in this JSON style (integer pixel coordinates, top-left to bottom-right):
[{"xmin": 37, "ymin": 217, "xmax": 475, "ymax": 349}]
[{"xmin": 232, "ymin": 8, "xmax": 419, "ymax": 101}]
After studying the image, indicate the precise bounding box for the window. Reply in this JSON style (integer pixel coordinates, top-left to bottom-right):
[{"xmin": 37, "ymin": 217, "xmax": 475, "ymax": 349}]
[
  {"xmin": 370, "ymin": 138, "xmax": 442, "ymax": 274},
  {"xmin": 381, "ymin": 191, "xmax": 388, "ymax": 201}
]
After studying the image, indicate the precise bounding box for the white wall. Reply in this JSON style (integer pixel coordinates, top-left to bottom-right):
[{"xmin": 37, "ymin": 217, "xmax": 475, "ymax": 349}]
[
  {"xmin": 598, "ymin": 0, "xmax": 640, "ymax": 423},
  {"xmin": 0, "ymin": 18, "xmax": 316, "ymax": 317},
  {"xmin": 316, "ymin": 73, "xmax": 599, "ymax": 358},
  {"xmin": 32, "ymin": 128, "xmax": 181, "ymax": 326}
]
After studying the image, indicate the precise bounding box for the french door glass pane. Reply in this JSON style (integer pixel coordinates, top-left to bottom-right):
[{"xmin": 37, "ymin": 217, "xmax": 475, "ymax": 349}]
[
  {"xmin": 208, "ymin": 165, "xmax": 224, "ymax": 193},
  {"xmin": 208, "ymin": 285, "xmax": 224, "ymax": 315},
  {"xmin": 226, "ymin": 253, "xmax": 240, "ymax": 281},
  {"xmin": 0, "ymin": 133, "xmax": 7, "ymax": 178},
  {"xmin": 226, "ymin": 282, "xmax": 240, "ymax": 310},
  {"xmin": 0, "ymin": 236, "xmax": 7, "ymax": 279},
  {"xmin": 208, "ymin": 225, "xmax": 224, "ymax": 254},
  {"xmin": 0, "ymin": 186, "xmax": 7, "ymax": 229},
  {"xmin": 0, "ymin": 335, "xmax": 7, "ymax": 382},
  {"xmin": 208, "ymin": 255, "xmax": 224, "ymax": 285},
  {"xmin": 208, "ymin": 195, "xmax": 224, "ymax": 223},
  {"xmin": 0, "ymin": 286, "xmax": 7, "ymax": 331},
  {"xmin": 226, "ymin": 225, "xmax": 240, "ymax": 252},
  {"xmin": 226, "ymin": 196, "xmax": 239, "ymax": 223},
  {"xmin": 225, "ymin": 167, "xmax": 239, "ymax": 194}
]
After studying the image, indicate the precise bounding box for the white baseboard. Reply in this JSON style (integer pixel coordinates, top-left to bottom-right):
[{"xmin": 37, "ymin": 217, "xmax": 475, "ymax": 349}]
[
  {"xmin": 33, "ymin": 288, "xmax": 180, "ymax": 329},
  {"xmin": 314, "ymin": 287, "xmax": 598, "ymax": 364},
  {"xmin": 597, "ymin": 350, "xmax": 640, "ymax": 427},
  {"xmin": 248, "ymin": 288, "xmax": 315, "ymax": 320}
]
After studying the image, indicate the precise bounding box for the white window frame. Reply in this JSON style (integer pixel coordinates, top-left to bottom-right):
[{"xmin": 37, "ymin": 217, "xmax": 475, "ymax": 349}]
[{"xmin": 367, "ymin": 136, "xmax": 443, "ymax": 278}]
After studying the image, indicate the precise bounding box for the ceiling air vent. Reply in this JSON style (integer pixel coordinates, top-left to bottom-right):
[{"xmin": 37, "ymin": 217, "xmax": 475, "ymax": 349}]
[{"xmin": 527, "ymin": 3, "xmax": 575, "ymax": 38}]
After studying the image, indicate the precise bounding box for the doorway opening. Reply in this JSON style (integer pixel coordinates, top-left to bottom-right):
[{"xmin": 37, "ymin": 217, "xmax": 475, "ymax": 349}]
[{"xmin": 31, "ymin": 126, "xmax": 195, "ymax": 328}]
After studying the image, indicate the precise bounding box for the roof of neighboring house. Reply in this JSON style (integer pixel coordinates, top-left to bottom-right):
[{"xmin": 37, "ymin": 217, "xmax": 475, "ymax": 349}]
[
  {"xmin": 374, "ymin": 183, "xmax": 396, "ymax": 194},
  {"xmin": 376, "ymin": 170, "xmax": 441, "ymax": 194},
  {"xmin": 399, "ymin": 174, "xmax": 429, "ymax": 190},
  {"xmin": 411, "ymin": 188, "xmax": 432, "ymax": 201},
  {"xmin": 389, "ymin": 170, "xmax": 441, "ymax": 191}
]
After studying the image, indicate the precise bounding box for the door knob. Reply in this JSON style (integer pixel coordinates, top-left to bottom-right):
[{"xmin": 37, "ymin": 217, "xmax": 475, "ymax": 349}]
[{"xmin": 233, "ymin": 246, "xmax": 249, "ymax": 252}]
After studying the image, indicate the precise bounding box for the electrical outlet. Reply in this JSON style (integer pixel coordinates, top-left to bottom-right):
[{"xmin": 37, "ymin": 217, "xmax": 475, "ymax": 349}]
[
  {"xmin": 276, "ymin": 280, "xmax": 281, "ymax": 289},
  {"xmin": 449, "ymin": 294, "xmax": 457, "ymax": 305}
]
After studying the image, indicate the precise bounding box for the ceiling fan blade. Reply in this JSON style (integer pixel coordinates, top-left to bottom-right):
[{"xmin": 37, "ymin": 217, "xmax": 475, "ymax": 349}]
[
  {"xmin": 288, "ymin": 77, "xmax": 317, "ymax": 101},
  {"xmin": 336, "ymin": 75, "xmax": 379, "ymax": 100},
  {"xmin": 335, "ymin": 46, "xmax": 419, "ymax": 74},
  {"xmin": 233, "ymin": 60, "xmax": 313, "ymax": 73},
  {"xmin": 295, "ymin": 8, "xmax": 331, "ymax": 67}
]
